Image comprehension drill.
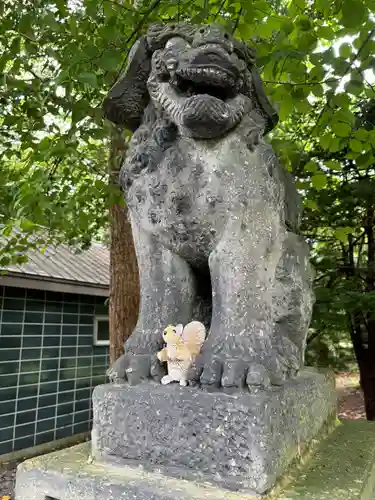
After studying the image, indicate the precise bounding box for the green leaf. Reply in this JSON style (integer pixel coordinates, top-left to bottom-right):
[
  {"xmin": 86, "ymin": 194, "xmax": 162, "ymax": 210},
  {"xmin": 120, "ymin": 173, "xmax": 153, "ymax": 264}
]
[
  {"xmin": 316, "ymin": 26, "xmax": 335, "ymax": 40},
  {"xmin": 332, "ymin": 93, "xmax": 351, "ymax": 108},
  {"xmin": 55, "ymin": 0, "xmax": 67, "ymax": 16},
  {"xmin": 278, "ymin": 95, "xmax": 294, "ymax": 121},
  {"xmin": 311, "ymin": 84, "xmax": 324, "ymax": 97},
  {"xmin": 312, "ymin": 173, "xmax": 328, "ymax": 189},
  {"xmin": 253, "ymin": 0, "xmax": 271, "ymax": 13},
  {"xmin": 295, "ymin": 0, "xmax": 307, "ymax": 9},
  {"xmin": 339, "ymin": 43, "xmax": 352, "ymax": 59},
  {"xmin": 349, "ymin": 138, "xmax": 364, "ymax": 153},
  {"xmin": 295, "ymin": 99, "xmax": 311, "ymax": 113},
  {"xmin": 341, "ymin": 0, "xmax": 367, "ymax": 28},
  {"xmin": 332, "ymin": 122, "xmax": 352, "ymax": 137},
  {"xmin": 366, "ymin": 86, "xmax": 375, "ymax": 99},
  {"xmin": 353, "ymin": 129, "xmax": 368, "ymax": 141},
  {"xmin": 238, "ymin": 22, "xmax": 253, "ymax": 40},
  {"xmin": 346, "ymin": 151, "xmax": 360, "ymax": 159},
  {"xmin": 334, "ymin": 108, "xmax": 356, "ymax": 124},
  {"xmin": 325, "ymin": 160, "xmax": 342, "ymax": 171},
  {"xmin": 256, "ymin": 22, "xmax": 276, "ymax": 38},
  {"xmin": 296, "ymin": 181, "xmax": 310, "ymax": 189},
  {"xmin": 356, "ymin": 152, "xmax": 374, "ymax": 168},
  {"xmin": 55, "ymin": 70, "xmax": 70, "ymax": 84},
  {"xmin": 281, "ymin": 20, "xmax": 294, "ymax": 34},
  {"xmin": 267, "ymin": 16, "xmax": 283, "ymax": 31},
  {"xmin": 329, "ymin": 137, "xmax": 342, "ymax": 152},
  {"xmin": 19, "ymin": 219, "xmax": 36, "ymax": 232},
  {"xmin": 320, "ymin": 134, "xmax": 334, "ymax": 150},
  {"xmin": 2, "ymin": 225, "xmax": 12, "ymax": 237},
  {"xmin": 304, "ymin": 161, "xmax": 318, "ymax": 173},
  {"xmin": 334, "ymin": 227, "xmax": 352, "ymax": 242},
  {"xmin": 297, "ymin": 14, "xmax": 311, "ymax": 31},
  {"xmin": 308, "ymin": 65, "xmax": 325, "ymax": 82},
  {"xmin": 369, "ymin": 130, "xmax": 375, "ymax": 148},
  {"xmin": 345, "ymin": 79, "xmax": 364, "ymax": 95},
  {"xmin": 77, "ymin": 72, "xmax": 98, "ymax": 88},
  {"xmin": 304, "ymin": 199, "xmax": 318, "ymax": 210}
]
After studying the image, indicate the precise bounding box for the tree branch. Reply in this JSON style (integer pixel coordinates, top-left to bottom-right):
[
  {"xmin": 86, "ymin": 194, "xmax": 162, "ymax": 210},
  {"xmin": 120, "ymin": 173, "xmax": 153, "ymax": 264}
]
[{"xmin": 114, "ymin": 0, "xmax": 162, "ymax": 81}]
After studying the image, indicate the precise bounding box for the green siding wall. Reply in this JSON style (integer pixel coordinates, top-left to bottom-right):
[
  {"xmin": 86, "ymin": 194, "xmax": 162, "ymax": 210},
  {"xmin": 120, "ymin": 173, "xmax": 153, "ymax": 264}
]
[{"xmin": 0, "ymin": 285, "xmax": 109, "ymax": 455}]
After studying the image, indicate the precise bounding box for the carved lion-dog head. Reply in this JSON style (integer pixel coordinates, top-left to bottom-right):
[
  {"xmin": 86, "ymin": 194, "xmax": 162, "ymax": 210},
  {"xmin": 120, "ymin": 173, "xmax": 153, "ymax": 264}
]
[{"xmin": 103, "ymin": 23, "xmax": 278, "ymax": 140}]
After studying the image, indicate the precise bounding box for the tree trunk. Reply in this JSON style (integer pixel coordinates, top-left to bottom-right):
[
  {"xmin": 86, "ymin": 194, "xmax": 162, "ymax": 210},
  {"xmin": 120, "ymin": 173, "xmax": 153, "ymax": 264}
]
[
  {"xmin": 358, "ymin": 353, "xmax": 375, "ymax": 420},
  {"xmin": 362, "ymin": 207, "xmax": 375, "ymax": 420},
  {"xmin": 108, "ymin": 127, "xmax": 140, "ymax": 364}
]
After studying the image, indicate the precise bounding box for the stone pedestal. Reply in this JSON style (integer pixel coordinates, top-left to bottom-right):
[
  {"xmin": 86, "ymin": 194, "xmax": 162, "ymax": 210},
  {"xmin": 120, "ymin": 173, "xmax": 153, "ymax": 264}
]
[
  {"xmin": 91, "ymin": 368, "xmax": 336, "ymax": 496},
  {"xmin": 15, "ymin": 368, "xmax": 343, "ymax": 500},
  {"xmin": 15, "ymin": 421, "xmax": 375, "ymax": 500}
]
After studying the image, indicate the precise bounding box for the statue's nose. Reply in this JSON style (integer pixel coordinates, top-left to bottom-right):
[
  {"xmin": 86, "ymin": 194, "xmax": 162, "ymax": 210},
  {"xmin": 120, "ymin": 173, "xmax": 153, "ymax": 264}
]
[{"xmin": 192, "ymin": 25, "xmax": 234, "ymax": 53}]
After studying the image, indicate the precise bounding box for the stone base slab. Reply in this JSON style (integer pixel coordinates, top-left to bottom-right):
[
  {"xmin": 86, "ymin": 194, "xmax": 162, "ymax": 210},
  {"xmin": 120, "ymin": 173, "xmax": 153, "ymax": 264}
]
[
  {"xmin": 91, "ymin": 368, "xmax": 336, "ymax": 495},
  {"xmin": 15, "ymin": 421, "xmax": 375, "ymax": 500}
]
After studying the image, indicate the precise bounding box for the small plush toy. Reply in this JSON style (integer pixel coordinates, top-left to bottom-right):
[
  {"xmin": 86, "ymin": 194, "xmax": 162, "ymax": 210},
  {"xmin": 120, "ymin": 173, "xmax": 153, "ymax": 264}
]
[{"xmin": 157, "ymin": 321, "xmax": 206, "ymax": 386}]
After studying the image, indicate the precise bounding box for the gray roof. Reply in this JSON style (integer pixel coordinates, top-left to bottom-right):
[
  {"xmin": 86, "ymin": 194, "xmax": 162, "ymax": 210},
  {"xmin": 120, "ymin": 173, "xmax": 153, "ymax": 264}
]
[{"xmin": 3, "ymin": 241, "xmax": 110, "ymax": 292}]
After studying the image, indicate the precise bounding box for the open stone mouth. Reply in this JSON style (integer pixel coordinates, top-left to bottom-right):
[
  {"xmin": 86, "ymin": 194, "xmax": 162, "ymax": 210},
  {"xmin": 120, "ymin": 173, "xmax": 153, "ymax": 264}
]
[{"xmin": 172, "ymin": 65, "xmax": 237, "ymax": 101}]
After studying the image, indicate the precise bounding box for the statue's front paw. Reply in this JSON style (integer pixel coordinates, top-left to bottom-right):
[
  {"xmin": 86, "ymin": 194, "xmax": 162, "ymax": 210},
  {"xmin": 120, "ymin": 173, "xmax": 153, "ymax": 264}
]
[
  {"xmin": 106, "ymin": 352, "xmax": 167, "ymax": 385},
  {"xmin": 126, "ymin": 353, "xmax": 166, "ymax": 385},
  {"xmin": 106, "ymin": 355, "xmax": 127, "ymax": 383},
  {"xmin": 187, "ymin": 341, "xmax": 300, "ymax": 393}
]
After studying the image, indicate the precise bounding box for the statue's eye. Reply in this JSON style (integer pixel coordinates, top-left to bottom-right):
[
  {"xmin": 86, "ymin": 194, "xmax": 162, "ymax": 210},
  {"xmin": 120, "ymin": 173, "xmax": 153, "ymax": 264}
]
[
  {"xmin": 172, "ymin": 329, "xmax": 176, "ymax": 334},
  {"xmin": 165, "ymin": 37, "xmax": 190, "ymax": 51}
]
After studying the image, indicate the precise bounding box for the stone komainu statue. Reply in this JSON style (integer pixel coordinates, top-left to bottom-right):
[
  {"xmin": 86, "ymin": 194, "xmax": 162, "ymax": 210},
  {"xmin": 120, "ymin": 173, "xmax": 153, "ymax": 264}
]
[{"xmin": 103, "ymin": 23, "xmax": 314, "ymax": 390}]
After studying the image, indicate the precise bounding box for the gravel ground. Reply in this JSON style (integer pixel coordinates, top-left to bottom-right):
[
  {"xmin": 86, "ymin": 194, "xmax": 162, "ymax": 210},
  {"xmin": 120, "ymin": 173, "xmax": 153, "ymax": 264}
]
[
  {"xmin": 0, "ymin": 460, "xmax": 19, "ymax": 497},
  {"xmin": 0, "ymin": 374, "xmax": 366, "ymax": 498}
]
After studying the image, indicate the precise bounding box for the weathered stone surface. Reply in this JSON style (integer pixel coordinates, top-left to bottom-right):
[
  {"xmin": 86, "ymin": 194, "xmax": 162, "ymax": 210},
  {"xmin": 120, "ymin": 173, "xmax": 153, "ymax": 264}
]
[
  {"xmin": 91, "ymin": 369, "xmax": 336, "ymax": 495},
  {"xmin": 15, "ymin": 421, "xmax": 375, "ymax": 500},
  {"xmin": 15, "ymin": 442, "xmax": 256, "ymax": 500},
  {"xmin": 104, "ymin": 22, "xmax": 315, "ymax": 390}
]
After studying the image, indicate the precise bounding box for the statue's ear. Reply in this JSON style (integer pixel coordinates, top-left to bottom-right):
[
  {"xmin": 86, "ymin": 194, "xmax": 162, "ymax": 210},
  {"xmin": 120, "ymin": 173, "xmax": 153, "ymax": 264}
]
[
  {"xmin": 250, "ymin": 67, "xmax": 279, "ymax": 135},
  {"xmin": 103, "ymin": 36, "xmax": 152, "ymax": 131}
]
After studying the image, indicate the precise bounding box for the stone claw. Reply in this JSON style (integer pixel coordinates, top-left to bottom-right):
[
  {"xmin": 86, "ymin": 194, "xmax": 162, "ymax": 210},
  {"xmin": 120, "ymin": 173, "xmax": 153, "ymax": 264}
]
[
  {"xmin": 186, "ymin": 355, "xmax": 204, "ymax": 386},
  {"xmin": 106, "ymin": 354, "xmax": 127, "ymax": 383},
  {"xmin": 187, "ymin": 343, "xmax": 300, "ymax": 392},
  {"xmin": 221, "ymin": 358, "xmax": 248, "ymax": 392},
  {"xmin": 106, "ymin": 352, "xmax": 166, "ymax": 385},
  {"xmin": 150, "ymin": 354, "xmax": 167, "ymax": 382},
  {"xmin": 246, "ymin": 363, "xmax": 271, "ymax": 391},
  {"xmin": 246, "ymin": 128, "xmax": 261, "ymax": 151}
]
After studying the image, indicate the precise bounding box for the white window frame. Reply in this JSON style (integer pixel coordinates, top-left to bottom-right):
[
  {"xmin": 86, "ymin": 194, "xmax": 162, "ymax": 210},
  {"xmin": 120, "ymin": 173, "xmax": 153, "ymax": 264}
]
[{"xmin": 93, "ymin": 315, "xmax": 110, "ymax": 346}]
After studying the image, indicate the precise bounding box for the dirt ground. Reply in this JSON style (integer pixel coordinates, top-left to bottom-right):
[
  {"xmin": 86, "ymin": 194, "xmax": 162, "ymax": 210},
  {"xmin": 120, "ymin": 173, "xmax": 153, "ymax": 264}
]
[
  {"xmin": 336, "ymin": 371, "xmax": 366, "ymax": 420},
  {"xmin": 0, "ymin": 372, "xmax": 366, "ymax": 498}
]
